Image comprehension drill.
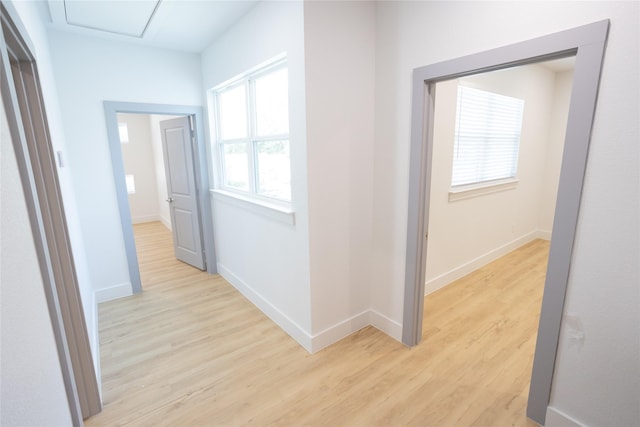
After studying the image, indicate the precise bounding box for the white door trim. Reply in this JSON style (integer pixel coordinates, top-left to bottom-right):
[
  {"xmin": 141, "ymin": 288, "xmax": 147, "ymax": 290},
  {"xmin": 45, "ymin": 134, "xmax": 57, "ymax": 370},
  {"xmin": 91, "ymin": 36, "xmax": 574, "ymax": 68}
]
[
  {"xmin": 104, "ymin": 102, "xmax": 217, "ymax": 294},
  {"xmin": 402, "ymin": 20, "xmax": 609, "ymax": 425}
]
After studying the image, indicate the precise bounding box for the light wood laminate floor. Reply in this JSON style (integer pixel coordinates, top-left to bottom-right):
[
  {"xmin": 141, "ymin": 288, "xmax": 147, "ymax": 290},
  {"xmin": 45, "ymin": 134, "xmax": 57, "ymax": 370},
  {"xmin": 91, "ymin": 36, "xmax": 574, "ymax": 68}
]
[{"xmin": 86, "ymin": 221, "xmax": 547, "ymax": 426}]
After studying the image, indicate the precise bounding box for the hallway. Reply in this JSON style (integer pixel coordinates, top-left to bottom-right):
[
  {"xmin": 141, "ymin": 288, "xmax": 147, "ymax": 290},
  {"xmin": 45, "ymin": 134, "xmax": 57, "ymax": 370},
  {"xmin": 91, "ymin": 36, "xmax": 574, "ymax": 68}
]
[{"xmin": 89, "ymin": 224, "xmax": 546, "ymax": 426}]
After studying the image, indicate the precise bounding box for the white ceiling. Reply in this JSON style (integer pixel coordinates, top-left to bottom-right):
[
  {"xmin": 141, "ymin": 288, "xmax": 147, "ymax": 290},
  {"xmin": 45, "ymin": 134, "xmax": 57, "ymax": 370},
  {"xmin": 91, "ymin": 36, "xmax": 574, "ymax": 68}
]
[{"xmin": 45, "ymin": 0, "xmax": 259, "ymax": 53}]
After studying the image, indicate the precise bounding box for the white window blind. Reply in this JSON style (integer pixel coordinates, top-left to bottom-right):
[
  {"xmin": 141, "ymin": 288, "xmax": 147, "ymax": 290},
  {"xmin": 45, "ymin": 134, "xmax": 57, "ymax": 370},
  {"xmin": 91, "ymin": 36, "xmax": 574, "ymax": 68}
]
[{"xmin": 452, "ymin": 85, "xmax": 525, "ymax": 187}]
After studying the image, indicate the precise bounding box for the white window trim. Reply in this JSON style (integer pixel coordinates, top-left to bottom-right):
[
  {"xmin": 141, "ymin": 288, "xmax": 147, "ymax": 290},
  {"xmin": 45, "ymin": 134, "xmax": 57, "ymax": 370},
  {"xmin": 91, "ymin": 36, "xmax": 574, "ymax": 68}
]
[
  {"xmin": 448, "ymin": 177, "xmax": 519, "ymax": 202},
  {"xmin": 210, "ymin": 189, "xmax": 295, "ymax": 225},
  {"xmin": 209, "ymin": 56, "xmax": 291, "ymax": 208}
]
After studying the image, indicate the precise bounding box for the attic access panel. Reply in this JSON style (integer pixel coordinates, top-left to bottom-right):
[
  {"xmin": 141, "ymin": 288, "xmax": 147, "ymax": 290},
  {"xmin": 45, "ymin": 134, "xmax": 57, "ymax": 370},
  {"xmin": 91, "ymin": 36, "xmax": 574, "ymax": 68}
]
[{"xmin": 63, "ymin": 0, "xmax": 160, "ymax": 38}]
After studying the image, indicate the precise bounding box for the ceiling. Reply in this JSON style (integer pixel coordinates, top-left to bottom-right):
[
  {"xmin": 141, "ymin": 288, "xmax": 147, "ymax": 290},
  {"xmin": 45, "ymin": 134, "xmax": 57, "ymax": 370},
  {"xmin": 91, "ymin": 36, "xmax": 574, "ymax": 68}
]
[
  {"xmin": 45, "ymin": 0, "xmax": 259, "ymax": 53},
  {"xmin": 42, "ymin": 1, "xmax": 576, "ymax": 67}
]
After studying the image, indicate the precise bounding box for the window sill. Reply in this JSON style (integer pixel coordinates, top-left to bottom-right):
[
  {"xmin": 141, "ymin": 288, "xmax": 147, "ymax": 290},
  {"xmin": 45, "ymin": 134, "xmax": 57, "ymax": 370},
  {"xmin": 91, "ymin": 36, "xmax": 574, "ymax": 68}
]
[
  {"xmin": 448, "ymin": 178, "xmax": 519, "ymax": 202},
  {"xmin": 210, "ymin": 189, "xmax": 295, "ymax": 225}
]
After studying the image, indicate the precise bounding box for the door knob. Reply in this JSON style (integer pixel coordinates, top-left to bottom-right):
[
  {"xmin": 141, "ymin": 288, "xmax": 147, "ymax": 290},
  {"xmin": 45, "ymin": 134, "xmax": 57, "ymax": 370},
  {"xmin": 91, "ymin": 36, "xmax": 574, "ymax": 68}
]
[{"xmin": 166, "ymin": 198, "xmax": 174, "ymax": 203}]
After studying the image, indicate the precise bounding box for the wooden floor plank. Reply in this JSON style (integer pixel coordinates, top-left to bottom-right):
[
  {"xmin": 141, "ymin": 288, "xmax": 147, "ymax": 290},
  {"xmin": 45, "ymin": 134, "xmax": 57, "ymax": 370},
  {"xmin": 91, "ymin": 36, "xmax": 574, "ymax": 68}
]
[{"xmin": 86, "ymin": 221, "xmax": 546, "ymax": 426}]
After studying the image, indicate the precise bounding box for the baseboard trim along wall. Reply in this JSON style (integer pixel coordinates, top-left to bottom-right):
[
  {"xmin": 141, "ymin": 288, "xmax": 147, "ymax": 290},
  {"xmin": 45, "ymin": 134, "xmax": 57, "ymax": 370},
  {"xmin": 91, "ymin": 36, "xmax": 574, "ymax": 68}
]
[
  {"xmin": 370, "ymin": 309, "xmax": 403, "ymax": 342},
  {"xmin": 94, "ymin": 282, "xmax": 133, "ymax": 303},
  {"xmin": 537, "ymin": 229, "xmax": 552, "ymax": 241},
  {"xmin": 218, "ymin": 263, "xmax": 405, "ymax": 353},
  {"xmin": 130, "ymin": 215, "xmax": 172, "ymax": 231},
  {"xmin": 310, "ymin": 310, "xmax": 370, "ymax": 353},
  {"xmin": 425, "ymin": 230, "xmax": 551, "ymax": 296},
  {"xmin": 91, "ymin": 292, "xmax": 102, "ymax": 400},
  {"xmin": 159, "ymin": 215, "xmax": 172, "ymax": 231},
  {"xmin": 545, "ymin": 406, "xmax": 584, "ymax": 427},
  {"xmin": 217, "ymin": 264, "xmax": 314, "ymax": 352},
  {"xmin": 131, "ymin": 214, "xmax": 160, "ymax": 224}
]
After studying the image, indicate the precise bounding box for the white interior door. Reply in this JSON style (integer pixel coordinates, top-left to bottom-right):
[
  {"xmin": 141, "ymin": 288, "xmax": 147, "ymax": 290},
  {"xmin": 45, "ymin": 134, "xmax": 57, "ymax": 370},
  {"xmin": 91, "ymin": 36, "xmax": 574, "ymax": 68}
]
[{"xmin": 160, "ymin": 116, "xmax": 205, "ymax": 270}]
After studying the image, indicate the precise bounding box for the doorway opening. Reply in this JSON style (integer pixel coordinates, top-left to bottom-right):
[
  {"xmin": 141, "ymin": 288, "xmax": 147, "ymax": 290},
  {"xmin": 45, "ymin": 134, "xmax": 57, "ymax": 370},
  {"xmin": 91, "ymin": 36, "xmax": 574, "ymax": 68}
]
[
  {"xmin": 425, "ymin": 59, "xmax": 574, "ymax": 297},
  {"xmin": 116, "ymin": 112, "xmax": 205, "ymax": 289},
  {"xmin": 402, "ymin": 20, "xmax": 609, "ymax": 425},
  {"xmin": 104, "ymin": 102, "xmax": 217, "ymax": 295},
  {"xmin": 421, "ymin": 57, "xmax": 575, "ymax": 424}
]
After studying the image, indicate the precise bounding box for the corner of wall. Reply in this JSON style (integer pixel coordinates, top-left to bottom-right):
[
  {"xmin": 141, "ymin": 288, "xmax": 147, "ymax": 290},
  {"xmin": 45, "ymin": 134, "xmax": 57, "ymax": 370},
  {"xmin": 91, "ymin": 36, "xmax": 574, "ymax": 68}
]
[
  {"xmin": 90, "ymin": 290, "xmax": 102, "ymax": 400},
  {"xmin": 94, "ymin": 282, "xmax": 133, "ymax": 304},
  {"xmin": 545, "ymin": 406, "xmax": 584, "ymax": 427},
  {"xmin": 217, "ymin": 264, "xmax": 313, "ymax": 352},
  {"xmin": 369, "ymin": 310, "xmax": 403, "ymax": 342},
  {"xmin": 309, "ymin": 311, "xmax": 370, "ymax": 353}
]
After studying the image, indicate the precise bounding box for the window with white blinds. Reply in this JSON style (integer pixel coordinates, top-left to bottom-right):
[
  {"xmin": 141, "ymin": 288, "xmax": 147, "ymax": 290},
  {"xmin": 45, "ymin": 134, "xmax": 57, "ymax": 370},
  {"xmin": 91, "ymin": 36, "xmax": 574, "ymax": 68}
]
[{"xmin": 451, "ymin": 85, "xmax": 525, "ymax": 187}]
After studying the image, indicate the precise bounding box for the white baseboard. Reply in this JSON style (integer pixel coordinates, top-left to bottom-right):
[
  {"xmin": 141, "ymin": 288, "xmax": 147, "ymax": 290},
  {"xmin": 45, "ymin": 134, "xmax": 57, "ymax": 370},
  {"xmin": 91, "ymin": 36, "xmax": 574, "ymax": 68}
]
[
  {"xmin": 310, "ymin": 309, "xmax": 404, "ymax": 352},
  {"xmin": 370, "ymin": 309, "xmax": 403, "ymax": 342},
  {"xmin": 91, "ymin": 292, "xmax": 102, "ymax": 401},
  {"xmin": 545, "ymin": 407, "xmax": 584, "ymax": 427},
  {"xmin": 310, "ymin": 310, "xmax": 370, "ymax": 353},
  {"xmin": 95, "ymin": 282, "xmax": 133, "ymax": 303},
  {"xmin": 131, "ymin": 214, "xmax": 160, "ymax": 224},
  {"xmin": 425, "ymin": 230, "xmax": 547, "ymax": 295},
  {"xmin": 218, "ymin": 264, "xmax": 405, "ymax": 353},
  {"xmin": 159, "ymin": 215, "xmax": 172, "ymax": 231},
  {"xmin": 130, "ymin": 214, "xmax": 172, "ymax": 230},
  {"xmin": 217, "ymin": 264, "xmax": 313, "ymax": 352},
  {"xmin": 537, "ymin": 229, "xmax": 552, "ymax": 240}
]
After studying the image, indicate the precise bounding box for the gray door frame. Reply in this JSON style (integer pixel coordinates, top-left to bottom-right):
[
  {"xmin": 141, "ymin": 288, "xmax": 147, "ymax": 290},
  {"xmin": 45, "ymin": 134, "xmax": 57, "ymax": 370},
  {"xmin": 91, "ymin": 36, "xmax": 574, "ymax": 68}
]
[
  {"xmin": 1, "ymin": 2, "xmax": 101, "ymax": 423},
  {"xmin": 402, "ymin": 20, "xmax": 609, "ymax": 425},
  {"xmin": 104, "ymin": 102, "xmax": 217, "ymax": 294}
]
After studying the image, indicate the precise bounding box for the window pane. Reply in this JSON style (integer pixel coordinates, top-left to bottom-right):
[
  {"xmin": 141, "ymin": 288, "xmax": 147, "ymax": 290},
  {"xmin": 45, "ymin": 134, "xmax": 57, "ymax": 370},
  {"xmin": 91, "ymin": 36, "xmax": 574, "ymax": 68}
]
[
  {"xmin": 256, "ymin": 140, "xmax": 290, "ymax": 200},
  {"xmin": 222, "ymin": 143, "xmax": 249, "ymax": 190},
  {"xmin": 125, "ymin": 174, "xmax": 135, "ymax": 194},
  {"xmin": 452, "ymin": 85, "xmax": 524, "ymax": 187},
  {"xmin": 218, "ymin": 84, "xmax": 247, "ymax": 140},
  {"xmin": 254, "ymin": 67, "xmax": 289, "ymax": 137},
  {"xmin": 118, "ymin": 123, "xmax": 129, "ymax": 143}
]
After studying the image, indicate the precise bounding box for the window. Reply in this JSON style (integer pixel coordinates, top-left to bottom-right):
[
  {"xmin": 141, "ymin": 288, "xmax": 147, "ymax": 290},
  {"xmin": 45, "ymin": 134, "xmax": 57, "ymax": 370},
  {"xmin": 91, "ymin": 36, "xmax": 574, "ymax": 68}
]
[
  {"xmin": 451, "ymin": 85, "xmax": 525, "ymax": 188},
  {"xmin": 212, "ymin": 59, "xmax": 291, "ymax": 202},
  {"xmin": 118, "ymin": 122, "xmax": 129, "ymax": 144},
  {"xmin": 125, "ymin": 174, "xmax": 135, "ymax": 194}
]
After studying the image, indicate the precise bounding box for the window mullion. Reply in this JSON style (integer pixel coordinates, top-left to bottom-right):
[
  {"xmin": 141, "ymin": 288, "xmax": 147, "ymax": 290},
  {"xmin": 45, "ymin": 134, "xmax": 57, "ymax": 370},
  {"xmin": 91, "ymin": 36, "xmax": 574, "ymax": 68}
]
[
  {"xmin": 247, "ymin": 79, "xmax": 258, "ymax": 194},
  {"xmin": 208, "ymin": 57, "xmax": 291, "ymax": 202},
  {"xmin": 214, "ymin": 93, "xmax": 225, "ymax": 189},
  {"xmin": 253, "ymin": 133, "xmax": 289, "ymax": 143}
]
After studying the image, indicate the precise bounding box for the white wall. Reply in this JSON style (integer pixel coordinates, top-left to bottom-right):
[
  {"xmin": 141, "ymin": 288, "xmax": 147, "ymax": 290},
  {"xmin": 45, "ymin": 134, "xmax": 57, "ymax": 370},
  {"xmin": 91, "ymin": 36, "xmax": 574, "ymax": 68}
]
[
  {"xmin": 0, "ymin": 3, "xmax": 74, "ymax": 424},
  {"xmin": 7, "ymin": 1, "xmax": 635, "ymax": 424},
  {"xmin": 1, "ymin": 84, "xmax": 73, "ymax": 427},
  {"xmin": 47, "ymin": 31, "xmax": 204, "ymax": 299},
  {"xmin": 118, "ymin": 113, "xmax": 161, "ymax": 223},
  {"xmin": 118, "ymin": 113, "xmax": 179, "ymax": 230},
  {"xmin": 372, "ymin": 2, "xmax": 639, "ymax": 425},
  {"xmin": 201, "ymin": 1, "xmax": 313, "ymax": 344},
  {"xmin": 303, "ymin": 1, "xmax": 378, "ymax": 344},
  {"xmin": 425, "ymin": 64, "xmax": 567, "ymax": 294},
  {"xmin": 7, "ymin": 1, "xmax": 98, "ymax": 364}
]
